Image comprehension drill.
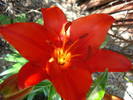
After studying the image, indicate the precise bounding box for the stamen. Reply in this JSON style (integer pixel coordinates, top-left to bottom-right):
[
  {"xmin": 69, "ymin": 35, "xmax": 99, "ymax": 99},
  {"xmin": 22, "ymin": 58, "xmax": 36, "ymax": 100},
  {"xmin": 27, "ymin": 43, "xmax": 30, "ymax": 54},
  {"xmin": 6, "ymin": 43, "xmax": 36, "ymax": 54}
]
[
  {"xmin": 49, "ymin": 57, "xmax": 54, "ymax": 63},
  {"xmin": 65, "ymin": 40, "xmax": 79, "ymax": 53},
  {"xmin": 62, "ymin": 36, "xmax": 67, "ymax": 50},
  {"xmin": 54, "ymin": 48, "xmax": 72, "ymax": 65},
  {"xmin": 71, "ymin": 54, "xmax": 81, "ymax": 58}
]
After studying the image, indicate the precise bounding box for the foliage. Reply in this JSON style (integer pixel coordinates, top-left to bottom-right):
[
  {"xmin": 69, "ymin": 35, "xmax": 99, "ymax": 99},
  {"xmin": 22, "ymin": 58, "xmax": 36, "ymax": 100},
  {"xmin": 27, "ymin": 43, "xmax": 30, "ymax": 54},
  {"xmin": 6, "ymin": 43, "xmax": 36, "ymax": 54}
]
[
  {"xmin": 0, "ymin": 52, "xmax": 27, "ymax": 77},
  {"xmin": 26, "ymin": 80, "xmax": 61, "ymax": 100},
  {"xmin": 0, "ymin": 14, "xmax": 11, "ymax": 25},
  {"xmin": 0, "ymin": 14, "xmax": 27, "ymax": 25},
  {"xmin": 35, "ymin": 18, "xmax": 43, "ymax": 25},
  {"xmin": 87, "ymin": 70, "xmax": 108, "ymax": 100}
]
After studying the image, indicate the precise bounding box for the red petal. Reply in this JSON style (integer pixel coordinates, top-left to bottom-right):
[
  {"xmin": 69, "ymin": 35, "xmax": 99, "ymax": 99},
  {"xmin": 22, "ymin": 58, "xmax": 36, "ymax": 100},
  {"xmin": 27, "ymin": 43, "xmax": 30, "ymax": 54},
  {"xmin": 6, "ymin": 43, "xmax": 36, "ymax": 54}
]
[
  {"xmin": 0, "ymin": 23, "xmax": 52, "ymax": 61},
  {"xmin": 70, "ymin": 14, "xmax": 115, "ymax": 48},
  {"xmin": 41, "ymin": 6, "xmax": 67, "ymax": 34},
  {"xmin": 87, "ymin": 49, "xmax": 132, "ymax": 72},
  {"xmin": 68, "ymin": 14, "xmax": 115, "ymax": 60},
  {"xmin": 47, "ymin": 62, "xmax": 92, "ymax": 100},
  {"xmin": 0, "ymin": 74, "xmax": 32, "ymax": 100},
  {"xmin": 18, "ymin": 62, "xmax": 48, "ymax": 89}
]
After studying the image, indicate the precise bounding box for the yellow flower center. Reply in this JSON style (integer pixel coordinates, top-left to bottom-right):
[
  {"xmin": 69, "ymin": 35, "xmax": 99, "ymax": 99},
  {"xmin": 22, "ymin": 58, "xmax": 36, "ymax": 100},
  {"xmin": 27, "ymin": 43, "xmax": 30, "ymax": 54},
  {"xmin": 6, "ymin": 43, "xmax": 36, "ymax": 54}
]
[
  {"xmin": 48, "ymin": 40, "xmax": 79, "ymax": 67},
  {"xmin": 54, "ymin": 48, "xmax": 71, "ymax": 65}
]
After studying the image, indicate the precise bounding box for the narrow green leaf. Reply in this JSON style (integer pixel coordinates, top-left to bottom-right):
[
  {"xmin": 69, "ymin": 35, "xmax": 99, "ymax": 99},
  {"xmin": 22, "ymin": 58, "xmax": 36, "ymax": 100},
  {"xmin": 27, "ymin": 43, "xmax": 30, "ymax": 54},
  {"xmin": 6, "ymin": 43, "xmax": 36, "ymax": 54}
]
[
  {"xmin": 4, "ymin": 53, "xmax": 27, "ymax": 63},
  {"xmin": 0, "ymin": 14, "xmax": 11, "ymax": 25},
  {"xmin": 27, "ymin": 93, "xmax": 36, "ymax": 100},
  {"xmin": 0, "ymin": 63, "xmax": 23, "ymax": 76},
  {"xmin": 13, "ymin": 13, "xmax": 27, "ymax": 23},
  {"xmin": 87, "ymin": 70, "xmax": 108, "ymax": 100},
  {"xmin": 0, "ymin": 53, "xmax": 27, "ymax": 76},
  {"xmin": 35, "ymin": 18, "xmax": 43, "ymax": 25},
  {"xmin": 100, "ymin": 36, "xmax": 110, "ymax": 48},
  {"xmin": 48, "ymin": 86, "xmax": 61, "ymax": 100},
  {"xmin": 26, "ymin": 80, "xmax": 52, "ymax": 100},
  {"xmin": 124, "ymin": 76, "xmax": 133, "ymax": 83}
]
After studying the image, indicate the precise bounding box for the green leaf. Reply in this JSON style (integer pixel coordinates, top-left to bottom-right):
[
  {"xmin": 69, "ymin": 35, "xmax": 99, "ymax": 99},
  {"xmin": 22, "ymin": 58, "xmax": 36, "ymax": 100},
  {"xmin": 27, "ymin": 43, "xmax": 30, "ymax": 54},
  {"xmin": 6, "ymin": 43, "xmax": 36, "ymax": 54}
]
[
  {"xmin": 13, "ymin": 13, "xmax": 27, "ymax": 23},
  {"xmin": 26, "ymin": 80, "xmax": 52, "ymax": 100},
  {"xmin": 0, "ymin": 13, "xmax": 27, "ymax": 25},
  {"xmin": 48, "ymin": 86, "xmax": 61, "ymax": 100},
  {"xmin": 4, "ymin": 53, "xmax": 27, "ymax": 63},
  {"xmin": 30, "ymin": 80, "xmax": 61, "ymax": 100},
  {"xmin": 26, "ymin": 93, "xmax": 36, "ymax": 100},
  {"xmin": 0, "ymin": 14, "xmax": 11, "ymax": 25},
  {"xmin": 0, "ymin": 79, "xmax": 4, "ymax": 83},
  {"xmin": 0, "ymin": 53, "xmax": 27, "ymax": 76},
  {"xmin": 124, "ymin": 76, "xmax": 133, "ymax": 83},
  {"xmin": 35, "ymin": 80, "xmax": 51, "ymax": 88},
  {"xmin": 100, "ymin": 36, "xmax": 110, "ymax": 48},
  {"xmin": 0, "ymin": 63, "xmax": 23, "ymax": 76},
  {"xmin": 35, "ymin": 18, "xmax": 43, "ymax": 25},
  {"xmin": 87, "ymin": 70, "xmax": 108, "ymax": 100}
]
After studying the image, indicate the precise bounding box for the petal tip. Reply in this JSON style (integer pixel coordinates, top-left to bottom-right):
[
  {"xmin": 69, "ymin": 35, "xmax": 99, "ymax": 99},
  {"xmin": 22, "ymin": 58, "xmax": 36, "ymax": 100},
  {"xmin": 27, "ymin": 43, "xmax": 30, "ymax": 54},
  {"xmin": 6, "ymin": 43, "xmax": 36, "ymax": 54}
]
[{"xmin": 98, "ymin": 13, "xmax": 116, "ymax": 24}]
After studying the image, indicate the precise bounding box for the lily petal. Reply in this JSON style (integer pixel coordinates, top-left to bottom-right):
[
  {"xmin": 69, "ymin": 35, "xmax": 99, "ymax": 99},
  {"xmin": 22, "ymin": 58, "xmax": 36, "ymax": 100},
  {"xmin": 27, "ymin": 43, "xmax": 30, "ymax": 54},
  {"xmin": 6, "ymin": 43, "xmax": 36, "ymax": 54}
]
[
  {"xmin": 18, "ymin": 62, "xmax": 48, "ymax": 89},
  {"xmin": 41, "ymin": 6, "xmax": 67, "ymax": 34},
  {"xmin": 0, "ymin": 23, "xmax": 52, "ymax": 61},
  {"xmin": 87, "ymin": 49, "xmax": 132, "ymax": 72},
  {"xmin": 47, "ymin": 62, "xmax": 92, "ymax": 100},
  {"xmin": 70, "ymin": 14, "xmax": 115, "ymax": 48}
]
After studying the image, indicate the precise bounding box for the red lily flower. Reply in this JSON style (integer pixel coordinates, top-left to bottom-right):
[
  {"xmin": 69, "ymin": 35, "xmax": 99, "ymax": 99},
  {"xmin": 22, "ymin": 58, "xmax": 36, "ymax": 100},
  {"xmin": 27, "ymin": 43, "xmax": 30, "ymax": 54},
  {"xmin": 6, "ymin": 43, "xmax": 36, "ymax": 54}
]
[{"xmin": 0, "ymin": 6, "xmax": 132, "ymax": 100}]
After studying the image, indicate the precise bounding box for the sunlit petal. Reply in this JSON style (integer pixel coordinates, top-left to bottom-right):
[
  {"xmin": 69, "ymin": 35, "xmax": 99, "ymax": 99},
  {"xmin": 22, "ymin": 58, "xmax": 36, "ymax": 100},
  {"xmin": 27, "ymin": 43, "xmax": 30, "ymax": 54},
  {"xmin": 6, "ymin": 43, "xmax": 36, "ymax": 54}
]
[
  {"xmin": 87, "ymin": 49, "xmax": 132, "ymax": 72},
  {"xmin": 41, "ymin": 6, "xmax": 67, "ymax": 34},
  {"xmin": 18, "ymin": 62, "xmax": 49, "ymax": 89},
  {"xmin": 0, "ymin": 23, "xmax": 53, "ymax": 61}
]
